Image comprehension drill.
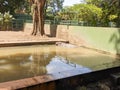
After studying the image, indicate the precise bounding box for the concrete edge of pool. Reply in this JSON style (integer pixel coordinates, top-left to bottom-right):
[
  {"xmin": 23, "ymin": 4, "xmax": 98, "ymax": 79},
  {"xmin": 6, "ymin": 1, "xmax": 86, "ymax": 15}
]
[
  {"xmin": 0, "ymin": 39, "xmax": 69, "ymax": 47},
  {"xmin": 0, "ymin": 66, "xmax": 120, "ymax": 90},
  {"xmin": 81, "ymin": 46, "xmax": 120, "ymax": 58}
]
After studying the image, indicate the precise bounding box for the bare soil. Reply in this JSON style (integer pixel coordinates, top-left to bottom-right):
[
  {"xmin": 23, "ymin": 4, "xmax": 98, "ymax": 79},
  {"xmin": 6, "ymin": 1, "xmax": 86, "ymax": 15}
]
[{"xmin": 0, "ymin": 31, "xmax": 62, "ymax": 43}]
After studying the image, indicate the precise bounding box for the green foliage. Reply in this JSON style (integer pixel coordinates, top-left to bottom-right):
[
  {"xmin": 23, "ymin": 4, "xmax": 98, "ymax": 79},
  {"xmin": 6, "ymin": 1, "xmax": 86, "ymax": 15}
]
[
  {"xmin": 45, "ymin": 0, "xmax": 64, "ymax": 19},
  {"xmin": 0, "ymin": 0, "xmax": 119, "ymax": 27},
  {"xmin": 86, "ymin": 0, "xmax": 120, "ymax": 27},
  {"xmin": 58, "ymin": 4, "xmax": 102, "ymax": 26},
  {"xmin": 58, "ymin": 7, "xmax": 75, "ymax": 20},
  {"xmin": 109, "ymin": 15, "xmax": 117, "ymax": 21},
  {"xmin": 0, "ymin": 12, "xmax": 14, "ymax": 30},
  {"xmin": 0, "ymin": 0, "xmax": 25, "ymax": 14},
  {"xmin": 4, "ymin": 12, "xmax": 14, "ymax": 23},
  {"xmin": 0, "ymin": 13, "xmax": 4, "ymax": 25},
  {"xmin": 0, "ymin": 0, "xmax": 64, "ymax": 19},
  {"xmin": 56, "ymin": 0, "xmax": 120, "ymax": 27},
  {"xmin": 85, "ymin": 0, "xmax": 102, "ymax": 6},
  {"xmin": 46, "ymin": 0, "xmax": 64, "ymax": 12}
]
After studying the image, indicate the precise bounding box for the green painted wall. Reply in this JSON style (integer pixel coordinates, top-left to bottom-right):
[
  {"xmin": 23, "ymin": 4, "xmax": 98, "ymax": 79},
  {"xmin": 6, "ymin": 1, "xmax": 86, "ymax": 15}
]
[{"xmin": 69, "ymin": 26, "xmax": 120, "ymax": 54}]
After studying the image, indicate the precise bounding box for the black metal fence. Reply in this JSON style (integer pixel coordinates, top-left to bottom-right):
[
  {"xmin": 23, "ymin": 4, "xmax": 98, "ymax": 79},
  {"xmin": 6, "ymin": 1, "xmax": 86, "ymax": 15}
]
[
  {"xmin": 0, "ymin": 19, "xmax": 24, "ymax": 31},
  {"xmin": 12, "ymin": 19, "xmax": 24, "ymax": 30},
  {"xmin": 13, "ymin": 14, "xmax": 116, "ymax": 27},
  {"xmin": 0, "ymin": 14, "xmax": 117, "ymax": 31}
]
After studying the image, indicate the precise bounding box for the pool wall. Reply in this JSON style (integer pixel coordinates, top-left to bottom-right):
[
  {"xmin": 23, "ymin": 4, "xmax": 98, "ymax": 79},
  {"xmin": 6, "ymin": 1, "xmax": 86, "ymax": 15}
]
[
  {"xmin": 0, "ymin": 66, "xmax": 120, "ymax": 90},
  {"xmin": 24, "ymin": 23, "xmax": 120, "ymax": 55},
  {"xmin": 68, "ymin": 26, "xmax": 120, "ymax": 55},
  {"xmin": 55, "ymin": 25, "xmax": 120, "ymax": 55}
]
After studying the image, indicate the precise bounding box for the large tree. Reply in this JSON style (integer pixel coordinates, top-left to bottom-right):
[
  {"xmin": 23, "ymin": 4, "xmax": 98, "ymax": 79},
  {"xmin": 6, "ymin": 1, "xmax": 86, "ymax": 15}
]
[
  {"xmin": 30, "ymin": 0, "xmax": 46, "ymax": 36},
  {"xmin": 30, "ymin": 0, "xmax": 64, "ymax": 36}
]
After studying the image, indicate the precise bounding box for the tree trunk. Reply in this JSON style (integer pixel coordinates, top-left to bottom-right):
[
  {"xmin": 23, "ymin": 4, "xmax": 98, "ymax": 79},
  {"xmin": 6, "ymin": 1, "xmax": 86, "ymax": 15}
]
[{"xmin": 31, "ymin": 0, "xmax": 46, "ymax": 36}]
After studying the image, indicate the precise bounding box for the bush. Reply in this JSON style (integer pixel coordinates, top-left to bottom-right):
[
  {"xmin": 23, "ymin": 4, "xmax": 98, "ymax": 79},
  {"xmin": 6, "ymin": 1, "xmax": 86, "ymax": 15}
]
[
  {"xmin": 0, "ymin": 12, "xmax": 14, "ymax": 30},
  {"xmin": 0, "ymin": 13, "xmax": 3, "ymax": 30}
]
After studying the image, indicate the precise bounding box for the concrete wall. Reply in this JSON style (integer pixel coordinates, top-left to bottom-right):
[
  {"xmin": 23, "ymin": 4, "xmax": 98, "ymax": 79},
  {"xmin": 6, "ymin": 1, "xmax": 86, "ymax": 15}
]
[
  {"xmin": 24, "ymin": 23, "xmax": 120, "ymax": 55},
  {"xmin": 68, "ymin": 26, "xmax": 120, "ymax": 55},
  {"xmin": 54, "ymin": 25, "xmax": 120, "ymax": 55}
]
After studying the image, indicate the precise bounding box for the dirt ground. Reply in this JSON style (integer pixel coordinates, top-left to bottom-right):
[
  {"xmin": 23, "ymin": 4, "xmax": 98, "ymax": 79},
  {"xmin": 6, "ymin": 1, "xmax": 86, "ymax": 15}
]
[{"xmin": 0, "ymin": 31, "xmax": 63, "ymax": 43}]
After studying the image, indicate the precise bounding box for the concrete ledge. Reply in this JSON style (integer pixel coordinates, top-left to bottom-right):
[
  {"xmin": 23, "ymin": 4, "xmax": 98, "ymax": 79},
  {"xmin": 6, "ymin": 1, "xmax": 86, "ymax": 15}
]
[
  {"xmin": 0, "ymin": 39, "xmax": 69, "ymax": 47},
  {"xmin": 0, "ymin": 68, "xmax": 90, "ymax": 90},
  {"xmin": 81, "ymin": 46, "xmax": 120, "ymax": 58},
  {"xmin": 0, "ymin": 66, "xmax": 120, "ymax": 90}
]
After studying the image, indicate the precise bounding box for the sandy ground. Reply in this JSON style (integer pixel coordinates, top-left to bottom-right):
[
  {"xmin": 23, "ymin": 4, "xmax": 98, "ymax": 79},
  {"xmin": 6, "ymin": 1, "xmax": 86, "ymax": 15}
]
[{"xmin": 0, "ymin": 31, "xmax": 62, "ymax": 43}]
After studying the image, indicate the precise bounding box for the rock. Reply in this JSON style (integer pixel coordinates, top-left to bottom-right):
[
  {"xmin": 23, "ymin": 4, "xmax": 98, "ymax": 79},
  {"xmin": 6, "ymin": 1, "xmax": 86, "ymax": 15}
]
[{"xmin": 56, "ymin": 42, "xmax": 77, "ymax": 48}]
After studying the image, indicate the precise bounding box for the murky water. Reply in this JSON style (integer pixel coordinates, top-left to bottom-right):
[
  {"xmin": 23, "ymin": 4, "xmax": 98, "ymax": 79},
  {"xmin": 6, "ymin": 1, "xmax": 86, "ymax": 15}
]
[{"xmin": 0, "ymin": 45, "xmax": 120, "ymax": 83}]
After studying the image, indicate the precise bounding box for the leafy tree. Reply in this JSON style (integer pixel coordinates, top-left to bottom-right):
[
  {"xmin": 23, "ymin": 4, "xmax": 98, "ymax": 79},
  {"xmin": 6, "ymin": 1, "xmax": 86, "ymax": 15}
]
[
  {"xmin": 85, "ymin": 0, "xmax": 102, "ymax": 6},
  {"xmin": 45, "ymin": 0, "xmax": 64, "ymax": 19},
  {"xmin": 0, "ymin": 0, "xmax": 25, "ymax": 14},
  {"xmin": 59, "ymin": 4, "xmax": 102, "ymax": 26},
  {"xmin": 107, "ymin": 0, "xmax": 120, "ymax": 27},
  {"xmin": 85, "ymin": 0, "xmax": 120, "ymax": 27},
  {"xmin": 58, "ymin": 7, "xmax": 75, "ymax": 20},
  {"xmin": 77, "ymin": 4, "xmax": 102, "ymax": 26}
]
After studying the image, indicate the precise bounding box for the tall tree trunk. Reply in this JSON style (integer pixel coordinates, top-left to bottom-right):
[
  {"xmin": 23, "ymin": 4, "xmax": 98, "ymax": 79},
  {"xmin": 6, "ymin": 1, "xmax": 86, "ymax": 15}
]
[{"xmin": 31, "ymin": 0, "xmax": 46, "ymax": 36}]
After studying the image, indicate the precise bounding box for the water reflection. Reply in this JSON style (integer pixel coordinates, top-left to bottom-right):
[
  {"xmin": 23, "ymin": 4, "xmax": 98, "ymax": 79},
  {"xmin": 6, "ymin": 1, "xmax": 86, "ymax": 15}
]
[
  {"xmin": 0, "ymin": 45, "xmax": 119, "ymax": 83},
  {"xmin": 46, "ymin": 56, "xmax": 91, "ymax": 74},
  {"xmin": 0, "ymin": 46, "xmax": 57, "ymax": 82},
  {"xmin": 0, "ymin": 47, "xmax": 89, "ymax": 83}
]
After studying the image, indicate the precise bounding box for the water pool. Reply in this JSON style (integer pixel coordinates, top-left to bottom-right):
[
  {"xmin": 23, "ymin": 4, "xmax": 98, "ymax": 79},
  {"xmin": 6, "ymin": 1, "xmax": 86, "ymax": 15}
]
[{"xmin": 0, "ymin": 45, "xmax": 120, "ymax": 83}]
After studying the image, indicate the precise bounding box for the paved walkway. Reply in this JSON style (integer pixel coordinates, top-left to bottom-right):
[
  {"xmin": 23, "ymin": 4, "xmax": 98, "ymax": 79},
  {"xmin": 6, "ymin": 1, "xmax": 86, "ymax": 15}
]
[{"xmin": 0, "ymin": 31, "xmax": 68, "ymax": 46}]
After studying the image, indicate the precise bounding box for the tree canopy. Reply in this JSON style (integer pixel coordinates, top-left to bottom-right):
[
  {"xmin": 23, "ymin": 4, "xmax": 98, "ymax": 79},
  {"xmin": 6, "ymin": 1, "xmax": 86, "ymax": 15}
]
[
  {"xmin": 44, "ymin": 0, "xmax": 64, "ymax": 20},
  {"xmin": 0, "ymin": 0, "xmax": 120, "ymax": 28},
  {"xmin": 57, "ymin": 0, "xmax": 120, "ymax": 27},
  {"xmin": 0, "ymin": 0, "xmax": 25, "ymax": 14},
  {"xmin": 85, "ymin": 0, "xmax": 120, "ymax": 26}
]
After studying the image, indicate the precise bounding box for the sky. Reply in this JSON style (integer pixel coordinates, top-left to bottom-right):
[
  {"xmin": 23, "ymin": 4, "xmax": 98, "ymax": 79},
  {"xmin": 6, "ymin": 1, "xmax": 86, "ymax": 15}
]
[{"xmin": 63, "ymin": 0, "xmax": 81, "ymax": 6}]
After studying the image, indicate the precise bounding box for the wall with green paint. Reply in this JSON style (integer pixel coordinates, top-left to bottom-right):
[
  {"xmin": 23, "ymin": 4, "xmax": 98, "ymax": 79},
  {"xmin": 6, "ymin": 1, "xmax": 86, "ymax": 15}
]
[{"xmin": 68, "ymin": 26, "xmax": 120, "ymax": 54}]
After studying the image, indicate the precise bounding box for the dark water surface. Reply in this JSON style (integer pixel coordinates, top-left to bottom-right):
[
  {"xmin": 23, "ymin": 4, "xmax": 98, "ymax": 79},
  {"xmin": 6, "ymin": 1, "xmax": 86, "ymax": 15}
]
[{"xmin": 0, "ymin": 45, "xmax": 119, "ymax": 83}]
